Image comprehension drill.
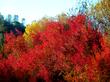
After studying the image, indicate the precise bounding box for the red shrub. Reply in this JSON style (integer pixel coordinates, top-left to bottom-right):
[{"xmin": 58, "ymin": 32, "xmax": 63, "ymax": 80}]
[{"xmin": 0, "ymin": 15, "xmax": 109, "ymax": 82}]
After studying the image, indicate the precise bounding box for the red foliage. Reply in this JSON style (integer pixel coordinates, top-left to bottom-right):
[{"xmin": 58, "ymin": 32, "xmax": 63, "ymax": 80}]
[{"xmin": 0, "ymin": 15, "xmax": 109, "ymax": 82}]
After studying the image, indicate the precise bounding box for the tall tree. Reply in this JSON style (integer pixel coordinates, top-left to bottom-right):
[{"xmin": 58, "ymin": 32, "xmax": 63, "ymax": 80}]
[{"xmin": 0, "ymin": 13, "xmax": 5, "ymax": 53}]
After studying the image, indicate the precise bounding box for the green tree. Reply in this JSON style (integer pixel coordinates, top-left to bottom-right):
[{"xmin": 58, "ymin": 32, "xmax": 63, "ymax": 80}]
[{"xmin": 0, "ymin": 13, "xmax": 5, "ymax": 53}]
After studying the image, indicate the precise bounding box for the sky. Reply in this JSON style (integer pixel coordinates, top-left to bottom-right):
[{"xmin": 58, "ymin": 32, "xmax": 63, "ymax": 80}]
[
  {"xmin": 0, "ymin": 0, "xmax": 98, "ymax": 24},
  {"xmin": 0, "ymin": 0, "xmax": 77, "ymax": 24}
]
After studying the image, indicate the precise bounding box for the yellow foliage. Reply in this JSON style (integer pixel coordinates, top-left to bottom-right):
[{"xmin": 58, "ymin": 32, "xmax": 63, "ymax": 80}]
[
  {"xmin": 91, "ymin": 0, "xmax": 110, "ymax": 20},
  {"xmin": 23, "ymin": 18, "xmax": 49, "ymax": 45}
]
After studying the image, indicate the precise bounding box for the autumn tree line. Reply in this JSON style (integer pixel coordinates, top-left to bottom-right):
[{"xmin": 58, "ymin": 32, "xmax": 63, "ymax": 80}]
[
  {"xmin": 0, "ymin": 0, "xmax": 110, "ymax": 48},
  {"xmin": 0, "ymin": 0, "xmax": 110, "ymax": 82}
]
